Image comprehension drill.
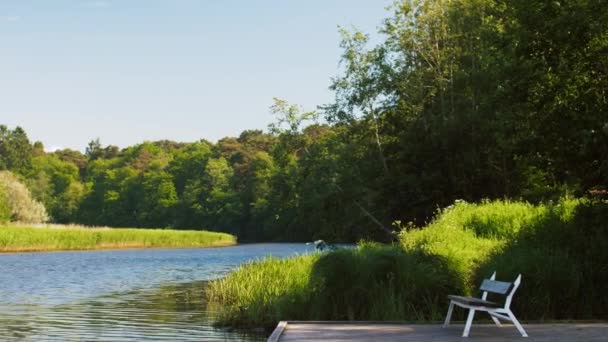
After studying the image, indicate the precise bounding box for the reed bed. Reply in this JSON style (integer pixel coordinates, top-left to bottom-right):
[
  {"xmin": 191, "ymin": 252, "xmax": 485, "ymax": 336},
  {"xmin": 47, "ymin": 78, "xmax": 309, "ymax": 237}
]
[
  {"xmin": 0, "ymin": 225, "xmax": 236, "ymax": 252},
  {"xmin": 207, "ymin": 254, "xmax": 319, "ymax": 329}
]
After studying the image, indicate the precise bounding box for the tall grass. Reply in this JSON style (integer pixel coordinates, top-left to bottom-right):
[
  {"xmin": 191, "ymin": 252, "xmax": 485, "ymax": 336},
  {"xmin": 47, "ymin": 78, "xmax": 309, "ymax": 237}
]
[
  {"xmin": 476, "ymin": 198, "xmax": 608, "ymax": 320},
  {"xmin": 307, "ymin": 243, "xmax": 461, "ymax": 321},
  {"xmin": 207, "ymin": 197, "xmax": 608, "ymax": 328},
  {"xmin": 207, "ymin": 254, "xmax": 319, "ymax": 329},
  {"xmin": 0, "ymin": 225, "xmax": 236, "ymax": 252}
]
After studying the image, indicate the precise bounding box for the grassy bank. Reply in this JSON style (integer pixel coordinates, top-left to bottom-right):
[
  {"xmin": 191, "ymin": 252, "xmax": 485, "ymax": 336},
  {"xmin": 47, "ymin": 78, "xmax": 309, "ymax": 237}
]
[
  {"xmin": 208, "ymin": 254, "xmax": 320, "ymax": 328},
  {"xmin": 0, "ymin": 225, "xmax": 236, "ymax": 252},
  {"xmin": 207, "ymin": 197, "xmax": 608, "ymax": 329}
]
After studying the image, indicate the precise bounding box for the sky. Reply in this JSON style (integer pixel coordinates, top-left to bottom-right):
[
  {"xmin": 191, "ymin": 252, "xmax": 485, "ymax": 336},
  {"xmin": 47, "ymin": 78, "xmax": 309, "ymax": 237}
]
[{"xmin": 0, "ymin": 0, "xmax": 392, "ymax": 151}]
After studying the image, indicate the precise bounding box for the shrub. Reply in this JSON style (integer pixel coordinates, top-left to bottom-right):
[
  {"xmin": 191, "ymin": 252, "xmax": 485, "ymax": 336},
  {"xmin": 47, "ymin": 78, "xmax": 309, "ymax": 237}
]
[
  {"xmin": 0, "ymin": 184, "xmax": 10, "ymax": 223},
  {"xmin": 0, "ymin": 171, "xmax": 48, "ymax": 223},
  {"xmin": 477, "ymin": 198, "xmax": 608, "ymax": 320},
  {"xmin": 308, "ymin": 243, "xmax": 461, "ymax": 321}
]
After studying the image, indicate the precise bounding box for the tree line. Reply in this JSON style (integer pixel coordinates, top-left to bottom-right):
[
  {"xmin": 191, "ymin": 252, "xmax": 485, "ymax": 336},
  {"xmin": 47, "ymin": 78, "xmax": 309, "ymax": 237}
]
[{"xmin": 1, "ymin": 0, "xmax": 606, "ymax": 241}]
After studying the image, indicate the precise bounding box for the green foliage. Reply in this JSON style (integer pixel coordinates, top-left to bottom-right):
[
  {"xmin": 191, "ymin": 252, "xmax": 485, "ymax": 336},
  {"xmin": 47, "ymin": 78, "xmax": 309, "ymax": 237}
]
[
  {"xmin": 416, "ymin": 200, "xmax": 540, "ymax": 238},
  {"xmin": 307, "ymin": 243, "xmax": 461, "ymax": 321},
  {"xmin": 168, "ymin": 141, "xmax": 212, "ymax": 195},
  {"xmin": 476, "ymin": 198, "xmax": 608, "ymax": 320},
  {"xmin": 0, "ymin": 225, "xmax": 236, "ymax": 252},
  {"xmin": 0, "ymin": 184, "xmax": 10, "ymax": 224},
  {"xmin": 207, "ymin": 243, "xmax": 462, "ymax": 329},
  {"xmin": 0, "ymin": 0, "xmax": 606, "ymax": 241},
  {"xmin": 400, "ymin": 216, "xmax": 502, "ymax": 289},
  {"xmin": 26, "ymin": 154, "xmax": 84, "ymax": 223},
  {"xmin": 85, "ymin": 138, "xmax": 120, "ymax": 161},
  {"xmin": 208, "ymin": 198, "xmax": 608, "ymax": 328},
  {"xmin": 207, "ymin": 254, "xmax": 319, "ymax": 329},
  {"xmin": 53, "ymin": 148, "xmax": 87, "ymax": 174},
  {"xmin": 0, "ymin": 125, "xmax": 33, "ymax": 173},
  {"xmin": 0, "ymin": 171, "xmax": 48, "ymax": 223},
  {"xmin": 324, "ymin": 0, "xmax": 608, "ymax": 228},
  {"xmin": 268, "ymin": 98, "xmax": 318, "ymax": 135}
]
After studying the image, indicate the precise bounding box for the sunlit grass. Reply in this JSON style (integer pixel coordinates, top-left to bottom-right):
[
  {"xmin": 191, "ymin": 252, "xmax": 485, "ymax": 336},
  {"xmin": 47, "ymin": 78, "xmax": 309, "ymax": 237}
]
[
  {"xmin": 0, "ymin": 225, "xmax": 236, "ymax": 252},
  {"xmin": 207, "ymin": 254, "xmax": 319, "ymax": 329}
]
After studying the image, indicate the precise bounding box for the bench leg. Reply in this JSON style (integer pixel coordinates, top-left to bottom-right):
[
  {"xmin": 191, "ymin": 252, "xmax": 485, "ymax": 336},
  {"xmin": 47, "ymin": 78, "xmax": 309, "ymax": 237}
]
[
  {"xmin": 463, "ymin": 309, "xmax": 476, "ymax": 337},
  {"xmin": 443, "ymin": 302, "xmax": 454, "ymax": 327},
  {"xmin": 507, "ymin": 311, "xmax": 528, "ymax": 337},
  {"xmin": 489, "ymin": 313, "xmax": 502, "ymax": 327}
]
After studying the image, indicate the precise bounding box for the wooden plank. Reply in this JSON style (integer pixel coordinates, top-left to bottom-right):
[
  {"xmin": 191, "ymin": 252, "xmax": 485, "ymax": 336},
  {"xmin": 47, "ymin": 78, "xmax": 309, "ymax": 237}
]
[
  {"xmin": 274, "ymin": 322, "xmax": 608, "ymax": 341},
  {"xmin": 267, "ymin": 320, "xmax": 287, "ymax": 342}
]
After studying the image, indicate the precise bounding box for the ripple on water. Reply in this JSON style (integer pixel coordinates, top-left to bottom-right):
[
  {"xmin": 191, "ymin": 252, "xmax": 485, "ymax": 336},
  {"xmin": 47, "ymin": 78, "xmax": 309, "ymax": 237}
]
[
  {"xmin": 0, "ymin": 281, "xmax": 265, "ymax": 341},
  {"xmin": 0, "ymin": 243, "xmax": 316, "ymax": 341}
]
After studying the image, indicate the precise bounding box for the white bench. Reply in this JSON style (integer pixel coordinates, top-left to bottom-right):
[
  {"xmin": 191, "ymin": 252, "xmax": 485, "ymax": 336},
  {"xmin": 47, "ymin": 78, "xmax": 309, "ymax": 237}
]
[{"xmin": 443, "ymin": 272, "xmax": 528, "ymax": 337}]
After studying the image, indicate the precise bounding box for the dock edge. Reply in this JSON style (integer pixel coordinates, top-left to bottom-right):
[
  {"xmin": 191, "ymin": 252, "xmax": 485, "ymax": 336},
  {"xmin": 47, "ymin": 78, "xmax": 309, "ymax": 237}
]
[{"xmin": 267, "ymin": 321, "xmax": 288, "ymax": 342}]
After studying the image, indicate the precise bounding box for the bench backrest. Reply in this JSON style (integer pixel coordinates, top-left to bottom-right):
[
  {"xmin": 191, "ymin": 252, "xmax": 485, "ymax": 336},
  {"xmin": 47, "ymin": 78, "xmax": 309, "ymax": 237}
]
[
  {"xmin": 480, "ymin": 279, "xmax": 512, "ymax": 295},
  {"xmin": 480, "ymin": 272, "xmax": 522, "ymax": 309}
]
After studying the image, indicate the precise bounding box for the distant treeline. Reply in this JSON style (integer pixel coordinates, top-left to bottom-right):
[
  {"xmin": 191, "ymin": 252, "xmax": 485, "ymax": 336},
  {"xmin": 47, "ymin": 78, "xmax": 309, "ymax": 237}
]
[{"xmin": 1, "ymin": 0, "xmax": 606, "ymax": 241}]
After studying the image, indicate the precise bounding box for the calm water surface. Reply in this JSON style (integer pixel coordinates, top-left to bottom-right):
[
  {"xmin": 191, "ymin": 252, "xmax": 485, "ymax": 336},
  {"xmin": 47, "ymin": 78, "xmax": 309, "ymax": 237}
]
[{"xmin": 0, "ymin": 243, "xmax": 316, "ymax": 341}]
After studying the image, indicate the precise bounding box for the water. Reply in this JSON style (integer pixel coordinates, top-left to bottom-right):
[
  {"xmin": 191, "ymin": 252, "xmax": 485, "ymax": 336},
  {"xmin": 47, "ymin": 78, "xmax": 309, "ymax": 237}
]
[{"xmin": 0, "ymin": 243, "xmax": 316, "ymax": 341}]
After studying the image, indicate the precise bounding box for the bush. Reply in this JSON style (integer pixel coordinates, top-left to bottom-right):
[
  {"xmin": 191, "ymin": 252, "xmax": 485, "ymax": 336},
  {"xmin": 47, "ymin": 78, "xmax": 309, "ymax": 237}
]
[
  {"xmin": 477, "ymin": 198, "xmax": 608, "ymax": 320},
  {"xmin": 207, "ymin": 244, "xmax": 462, "ymax": 329},
  {"xmin": 0, "ymin": 171, "xmax": 48, "ymax": 223},
  {"xmin": 0, "ymin": 184, "xmax": 10, "ymax": 223},
  {"xmin": 308, "ymin": 243, "xmax": 461, "ymax": 321}
]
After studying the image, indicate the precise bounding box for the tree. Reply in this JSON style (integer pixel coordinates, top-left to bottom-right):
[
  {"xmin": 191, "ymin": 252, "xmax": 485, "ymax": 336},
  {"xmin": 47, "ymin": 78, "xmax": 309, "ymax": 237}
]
[
  {"xmin": 268, "ymin": 98, "xmax": 318, "ymax": 135},
  {"xmin": 135, "ymin": 169, "xmax": 178, "ymax": 227},
  {"xmin": 54, "ymin": 148, "xmax": 88, "ymax": 176},
  {"xmin": 168, "ymin": 141, "xmax": 212, "ymax": 195},
  {"xmin": 85, "ymin": 138, "xmax": 104, "ymax": 161},
  {"xmin": 0, "ymin": 125, "xmax": 33, "ymax": 174},
  {"xmin": 241, "ymin": 151, "xmax": 277, "ymax": 240},
  {"xmin": 26, "ymin": 154, "xmax": 84, "ymax": 223}
]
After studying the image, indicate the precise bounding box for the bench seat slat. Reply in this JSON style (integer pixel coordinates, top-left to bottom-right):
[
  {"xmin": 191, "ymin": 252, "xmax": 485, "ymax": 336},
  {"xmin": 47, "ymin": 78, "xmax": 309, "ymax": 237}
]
[{"xmin": 447, "ymin": 295, "xmax": 501, "ymax": 308}]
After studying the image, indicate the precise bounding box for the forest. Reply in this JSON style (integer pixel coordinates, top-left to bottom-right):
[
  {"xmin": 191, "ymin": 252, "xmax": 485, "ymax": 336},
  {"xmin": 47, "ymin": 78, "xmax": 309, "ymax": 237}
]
[{"xmin": 1, "ymin": 0, "xmax": 606, "ymax": 243}]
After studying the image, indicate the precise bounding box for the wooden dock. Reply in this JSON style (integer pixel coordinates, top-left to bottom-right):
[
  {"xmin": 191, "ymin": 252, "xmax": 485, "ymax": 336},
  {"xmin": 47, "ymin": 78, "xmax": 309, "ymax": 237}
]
[{"xmin": 268, "ymin": 322, "xmax": 608, "ymax": 341}]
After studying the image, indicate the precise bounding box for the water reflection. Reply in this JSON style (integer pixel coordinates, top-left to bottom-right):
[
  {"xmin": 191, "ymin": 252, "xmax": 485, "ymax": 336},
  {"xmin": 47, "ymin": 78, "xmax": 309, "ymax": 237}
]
[{"xmin": 0, "ymin": 281, "xmax": 265, "ymax": 341}]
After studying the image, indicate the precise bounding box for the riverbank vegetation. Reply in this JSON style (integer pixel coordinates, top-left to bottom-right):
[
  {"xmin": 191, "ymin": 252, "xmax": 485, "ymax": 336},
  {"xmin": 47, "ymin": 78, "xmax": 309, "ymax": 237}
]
[
  {"xmin": 1, "ymin": 0, "xmax": 606, "ymax": 242},
  {"xmin": 207, "ymin": 198, "xmax": 608, "ymax": 329},
  {"xmin": 0, "ymin": 0, "xmax": 605, "ymax": 334},
  {"xmin": 0, "ymin": 225, "xmax": 236, "ymax": 252}
]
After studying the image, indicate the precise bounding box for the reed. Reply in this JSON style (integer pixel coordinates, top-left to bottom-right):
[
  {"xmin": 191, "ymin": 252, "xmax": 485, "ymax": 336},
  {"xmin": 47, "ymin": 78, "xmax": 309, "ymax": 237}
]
[
  {"xmin": 0, "ymin": 225, "xmax": 236, "ymax": 252},
  {"xmin": 207, "ymin": 254, "xmax": 319, "ymax": 329}
]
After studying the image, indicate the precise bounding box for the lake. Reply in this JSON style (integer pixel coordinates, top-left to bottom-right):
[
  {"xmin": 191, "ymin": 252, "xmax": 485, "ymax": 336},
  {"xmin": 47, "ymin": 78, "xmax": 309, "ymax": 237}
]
[{"xmin": 0, "ymin": 243, "xmax": 316, "ymax": 341}]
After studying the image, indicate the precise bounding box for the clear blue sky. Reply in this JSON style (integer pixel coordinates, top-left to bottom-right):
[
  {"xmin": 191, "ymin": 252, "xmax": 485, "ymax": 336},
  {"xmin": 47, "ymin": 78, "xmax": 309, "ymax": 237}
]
[{"xmin": 1, "ymin": 0, "xmax": 392, "ymax": 151}]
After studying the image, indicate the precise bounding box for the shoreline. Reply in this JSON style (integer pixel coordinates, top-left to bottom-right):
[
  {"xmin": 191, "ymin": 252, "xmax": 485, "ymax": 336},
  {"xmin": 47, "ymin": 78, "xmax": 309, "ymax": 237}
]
[
  {"xmin": 0, "ymin": 240, "xmax": 237, "ymax": 254},
  {"xmin": 0, "ymin": 225, "xmax": 237, "ymax": 253}
]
